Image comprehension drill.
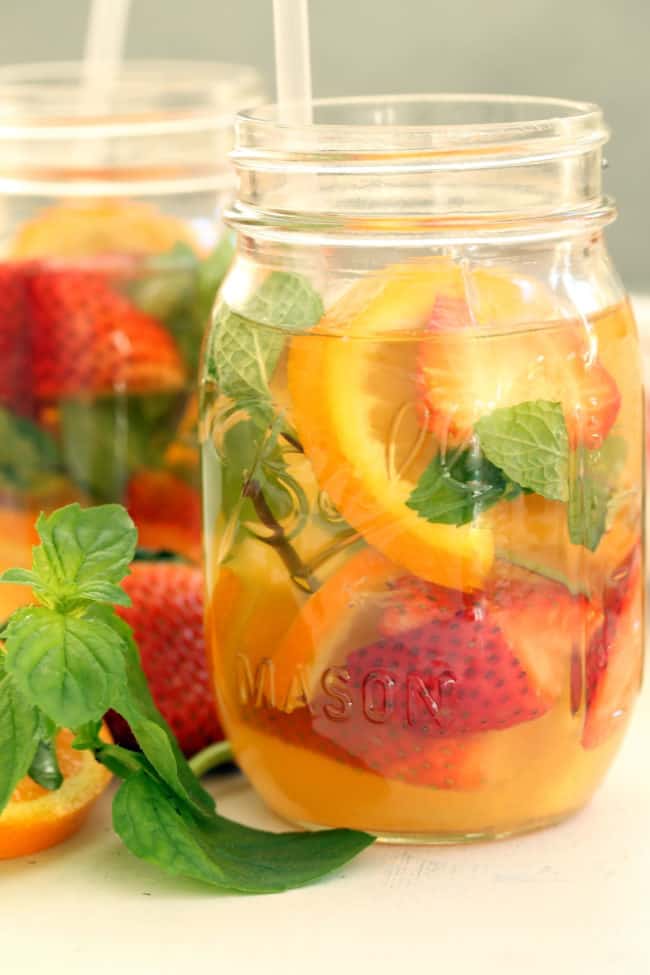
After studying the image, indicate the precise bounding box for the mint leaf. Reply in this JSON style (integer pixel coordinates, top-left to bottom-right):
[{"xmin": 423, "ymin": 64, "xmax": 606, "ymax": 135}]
[
  {"xmin": 567, "ymin": 437, "xmax": 626, "ymax": 552},
  {"xmin": 206, "ymin": 271, "xmax": 324, "ymax": 405},
  {"xmin": 108, "ymin": 612, "xmax": 215, "ymax": 819},
  {"xmin": 475, "ymin": 401, "xmax": 569, "ymax": 502},
  {"xmin": 0, "ymin": 407, "xmax": 59, "ymax": 490},
  {"xmin": 29, "ymin": 503, "xmax": 137, "ymax": 604},
  {"xmin": 113, "ymin": 772, "xmax": 374, "ymax": 894},
  {"xmin": 3, "ymin": 604, "xmax": 128, "ymax": 727},
  {"xmin": 0, "ymin": 673, "xmax": 39, "ymax": 813},
  {"xmin": 406, "ymin": 444, "xmax": 518, "ymax": 525},
  {"xmin": 60, "ymin": 395, "xmax": 184, "ymax": 502},
  {"xmin": 129, "ymin": 242, "xmax": 198, "ymax": 322},
  {"xmin": 27, "ymin": 734, "xmax": 63, "ymax": 791}
]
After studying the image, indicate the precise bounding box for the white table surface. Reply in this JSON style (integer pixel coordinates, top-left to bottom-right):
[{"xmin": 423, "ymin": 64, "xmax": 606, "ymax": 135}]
[{"xmin": 3, "ymin": 295, "xmax": 650, "ymax": 975}]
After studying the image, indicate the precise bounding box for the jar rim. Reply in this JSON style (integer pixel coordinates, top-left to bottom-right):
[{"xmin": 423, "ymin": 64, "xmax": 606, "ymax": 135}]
[
  {"xmin": 0, "ymin": 60, "xmax": 265, "ymax": 140},
  {"xmin": 235, "ymin": 93, "xmax": 607, "ymax": 161}
]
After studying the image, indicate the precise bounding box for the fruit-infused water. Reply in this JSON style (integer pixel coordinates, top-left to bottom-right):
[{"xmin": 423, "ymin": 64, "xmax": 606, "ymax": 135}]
[
  {"xmin": 201, "ymin": 96, "xmax": 644, "ymax": 841},
  {"xmin": 0, "ymin": 61, "xmax": 263, "ymax": 618}
]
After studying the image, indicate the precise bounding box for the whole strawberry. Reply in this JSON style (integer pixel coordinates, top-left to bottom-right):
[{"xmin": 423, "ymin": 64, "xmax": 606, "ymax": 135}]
[{"xmin": 107, "ymin": 561, "xmax": 224, "ymax": 757}]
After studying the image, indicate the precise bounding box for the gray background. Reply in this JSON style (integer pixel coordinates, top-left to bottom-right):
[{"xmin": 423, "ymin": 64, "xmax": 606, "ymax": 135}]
[{"xmin": 1, "ymin": 0, "xmax": 648, "ymax": 289}]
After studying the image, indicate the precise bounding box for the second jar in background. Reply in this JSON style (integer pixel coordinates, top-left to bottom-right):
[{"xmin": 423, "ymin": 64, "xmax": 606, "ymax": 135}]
[{"xmin": 0, "ymin": 60, "xmax": 263, "ymax": 616}]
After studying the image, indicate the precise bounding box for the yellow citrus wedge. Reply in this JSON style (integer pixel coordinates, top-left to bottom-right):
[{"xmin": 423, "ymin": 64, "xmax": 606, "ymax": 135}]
[
  {"xmin": 0, "ymin": 729, "xmax": 111, "ymax": 860},
  {"xmin": 11, "ymin": 199, "xmax": 199, "ymax": 259},
  {"xmin": 287, "ymin": 260, "xmax": 554, "ymax": 590}
]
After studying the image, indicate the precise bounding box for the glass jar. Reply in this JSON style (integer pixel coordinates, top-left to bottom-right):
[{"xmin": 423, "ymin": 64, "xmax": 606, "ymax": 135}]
[
  {"xmin": 201, "ymin": 95, "xmax": 644, "ymax": 842},
  {"xmin": 0, "ymin": 60, "xmax": 263, "ymax": 617}
]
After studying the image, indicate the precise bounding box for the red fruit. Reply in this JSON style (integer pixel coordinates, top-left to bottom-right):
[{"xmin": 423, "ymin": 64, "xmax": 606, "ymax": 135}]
[
  {"xmin": 27, "ymin": 268, "xmax": 185, "ymax": 400},
  {"xmin": 107, "ymin": 562, "xmax": 223, "ymax": 757},
  {"xmin": 126, "ymin": 470, "xmax": 202, "ymax": 563},
  {"xmin": 0, "ymin": 263, "xmax": 34, "ymax": 416},
  {"xmin": 418, "ymin": 295, "xmax": 620, "ymax": 450},
  {"xmin": 251, "ymin": 564, "xmax": 596, "ymax": 789},
  {"xmin": 583, "ymin": 546, "xmax": 643, "ymax": 748}
]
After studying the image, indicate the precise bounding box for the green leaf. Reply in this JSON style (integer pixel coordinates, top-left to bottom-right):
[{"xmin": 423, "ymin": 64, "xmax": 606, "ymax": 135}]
[
  {"xmin": 27, "ymin": 734, "xmax": 63, "ymax": 791},
  {"xmin": 406, "ymin": 443, "xmax": 518, "ymax": 525},
  {"xmin": 206, "ymin": 271, "xmax": 324, "ymax": 404},
  {"xmin": 196, "ymin": 233, "xmax": 235, "ymax": 325},
  {"xmin": 113, "ymin": 772, "xmax": 374, "ymax": 894},
  {"xmin": 60, "ymin": 395, "xmax": 185, "ymax": 502},
  {"xmin": 107, "ymin": 613, "xmax": 215, "ymax": 819},
  {"xmin": 30, "ymin": 503, "xmax": 136, "ymax": 603},
  {"xmin": 475, "ymin": 401, "xmax": 569, "ymax": 502},
  {"xmin": 0, "ymin": 673, "xmax": 39, "ymax": 813},
  {"xmin": 567, "ymin": 437, "xmax": 627, "ymax": 552},
  {"xmin": 129, "ymin": 242, "xmax": 198, "ymax": 322},
  {"xmin": 3, "ymin": 604, "xmax": 128, "ymax": 727},
  {"xmin": 0, "ymin": 407, "xmax": 60, "ymax": 490}
]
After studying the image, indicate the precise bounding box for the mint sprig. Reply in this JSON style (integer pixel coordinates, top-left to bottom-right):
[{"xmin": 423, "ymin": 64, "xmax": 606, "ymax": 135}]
[
  {"xmin": 475, "ymin": 400, "xmax": 569, "ymax": 501},
  {"xmin": 408, "ymin": 401, "xmax": 620, "ymax": 554},
  {"xmin": 0, "ymin": 504, "xmax": 372, "ymax": 892},
  {"xmin": 205, "ymin": 271, "xmax": 324, "ymax": 409},
  {"xmin": 406, "ymin": 443, "xmax": 521, "ymax": 525}
]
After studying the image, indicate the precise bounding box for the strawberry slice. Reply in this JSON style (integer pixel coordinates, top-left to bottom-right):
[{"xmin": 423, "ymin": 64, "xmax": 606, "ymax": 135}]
[
  {"xmin": 125, "ymin": 469, "xmax": 202, "ymax": 563},
  {"xmin": 418, "ymin": 296, "xmax": 620, "ymax": 450},
  {"xmin": 0, "ymin": 263, "xmax": 35, "ymax": 416},
  {"xmin": 582, "ymin": 546, "xmax": 643, "ymax": 748},
  {"xmin": 251, "ymin": 563, "xmax": 597, "ymax": 789},
  {"xmin": 27, "ymin": 268, "xmax": 186, "ymax": 400}
]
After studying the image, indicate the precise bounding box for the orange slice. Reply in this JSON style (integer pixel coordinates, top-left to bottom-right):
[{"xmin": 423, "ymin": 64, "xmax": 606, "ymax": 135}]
[
  {"xmin": 11, "ymin": 199, "xmax": 199, "ymax": 259},
  {"xmin": 0, "ymin": 729, "xmax": 111, "ymax": 859},
  {"xmin": 287, "ymin": 260, "xmax": 554, "ymax": 590}
]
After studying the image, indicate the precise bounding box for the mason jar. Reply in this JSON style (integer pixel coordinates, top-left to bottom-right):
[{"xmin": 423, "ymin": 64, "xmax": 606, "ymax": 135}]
[
  {"xmin": 0, "ymin": 60, "xmax": 263, "ymax": 617},
  {"xmin": 201, "ymin": 95, "xmax": 644, "ymax": 842}
]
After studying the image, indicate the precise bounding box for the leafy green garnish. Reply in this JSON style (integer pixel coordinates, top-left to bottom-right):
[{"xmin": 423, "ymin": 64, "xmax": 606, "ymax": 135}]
[
  {"xmin": 475, "ymin": 400, "xmax": 570, "ymax": 501},
  {"xmin": 203, "ymin": 272, "xmax": 324, "ymax": 581},
  {"xmin": 205, "ymin": 271, "xmax": 324, "ymax": 408},
  {"xmin": 0, "ymin": 407, "xmax": 60, "ymax": 490},
  {"xmin": 60, "ymin": 394, "xmax": 185, "ymax": 502},
  {"xmin": 0, "ymin": 504, "xmax": 372, "ymax": 892},
  {"xmin": 130, "ymin": 235, "xmax": 235, "ymax": 374},
  {"xmin": 406, "ymin": 443, "xmax": 521, "ymax": 525},
  {"xmin": 27, "ymin": 732, "xmax": 63, "ymax": 791},
  {"xmin": 0, "ymin": 672, "xmax": 39, "ymax": 810},
  {"xmin": 113, "ymin": 772, "xmax": 373, "ymax": 894},
  {"xmin": 567, "ymin": 437, "xmax": 627, "ymax": 552}
]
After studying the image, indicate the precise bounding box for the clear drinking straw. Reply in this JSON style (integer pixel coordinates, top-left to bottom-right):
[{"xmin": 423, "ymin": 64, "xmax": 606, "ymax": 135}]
[
  {"xmin": 273, "ymin": 0, "xmax": 313, "ymax": 125},
  {"xmin": 81, "ymin": 0, "xmax": 132, "ymax": 115}
]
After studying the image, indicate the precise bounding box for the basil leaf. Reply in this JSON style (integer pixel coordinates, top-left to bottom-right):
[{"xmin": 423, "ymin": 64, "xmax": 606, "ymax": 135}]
[
  {"xmin": 113, "ymin": 772, "xmax": 374, "ymax": 894},
  {"xmin": 0, "ymin": 673, "xmax": 40, "ymax": 813},
  {"xmin": 206, "ymin": 271, "xmax": 324, "ymax": 404},
  {"xmin": 107, "ymin": 613, "xmax": 215, "ymax": 819},
  {"xmin": 27, "ymin": 734, "xmax": 63, "ymax": 791},
  {"xmin": 29, "ymin": 503, "xmax": 137, "ymax": 603},
  {"xmin": 0, "ymin": 407, "xmax": 60, "ymax": 490},
  {"xmin": 406, "ymin": 444, "xmax": 518, "ymax": 525},
  {"xmin": 476, "ymin": 400, "xmax": 569, "ymax": 501},
  {"xmin": 3, "ymin": 603, "xmax": 128, "ymax": 727}
]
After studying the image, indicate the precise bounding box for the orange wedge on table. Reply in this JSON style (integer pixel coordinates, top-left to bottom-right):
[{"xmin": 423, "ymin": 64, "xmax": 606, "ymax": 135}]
[
  {"xmin": 287, "ymin": 260, "xmax": 556, "ymax": 591},
  {"xmin": 0, "ymin": 730, "xmax": 111, "ymax": 860}
]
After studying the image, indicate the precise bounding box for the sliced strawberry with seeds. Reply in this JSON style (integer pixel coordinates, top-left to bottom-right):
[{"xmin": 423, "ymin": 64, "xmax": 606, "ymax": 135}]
[{"xmin": 28, "ymin": 268, "xmax": 185, "ymax": 400}]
